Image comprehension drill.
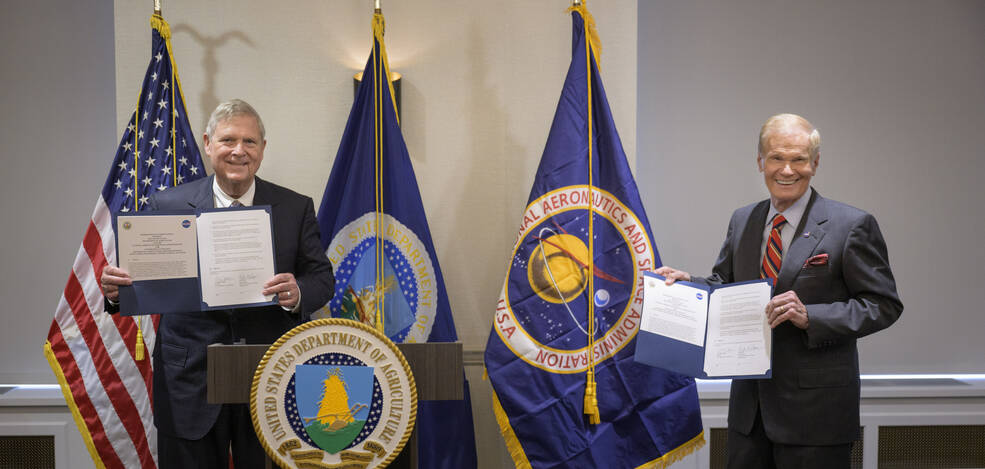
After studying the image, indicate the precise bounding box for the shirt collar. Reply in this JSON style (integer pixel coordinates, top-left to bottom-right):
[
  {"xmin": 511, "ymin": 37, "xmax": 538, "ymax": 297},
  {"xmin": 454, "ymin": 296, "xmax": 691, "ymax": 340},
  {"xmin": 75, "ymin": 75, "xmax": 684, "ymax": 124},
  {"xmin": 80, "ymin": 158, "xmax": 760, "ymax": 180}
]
[
  {"xmin": 212, "ymin": 177, "xmax": 256, "ymax": 208},
  {"xmin": 767, "ymin": 186, "xmax": 813, "ymax": 229}
]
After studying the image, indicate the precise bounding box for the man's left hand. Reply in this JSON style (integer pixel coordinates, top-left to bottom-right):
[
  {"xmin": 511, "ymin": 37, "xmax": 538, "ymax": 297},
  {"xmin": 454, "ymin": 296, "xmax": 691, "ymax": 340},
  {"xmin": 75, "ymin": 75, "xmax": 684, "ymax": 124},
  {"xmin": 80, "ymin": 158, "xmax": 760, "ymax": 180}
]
[
  {"xmin": 765, "ymin": 290, "xmax": 809, "ymax": 329},
  {"xmin": 264, "ymin": 273, "xmax": 299, "ymax": 309}
]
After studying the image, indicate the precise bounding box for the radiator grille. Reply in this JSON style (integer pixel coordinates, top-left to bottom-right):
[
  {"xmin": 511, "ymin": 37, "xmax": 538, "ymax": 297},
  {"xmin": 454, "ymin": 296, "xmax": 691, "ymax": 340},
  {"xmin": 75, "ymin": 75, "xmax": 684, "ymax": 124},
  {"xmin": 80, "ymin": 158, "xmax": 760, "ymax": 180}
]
[
  {"xmin": 710, "ymin": 427, "xmax": 727, "ymax": 469},
  {"xmin": 0, "ymin": 435, "xmax": 55, "ymax": 469},
  {"xmin": 878, "ymin": 425, "xmax": 985, "ymax": 469}
]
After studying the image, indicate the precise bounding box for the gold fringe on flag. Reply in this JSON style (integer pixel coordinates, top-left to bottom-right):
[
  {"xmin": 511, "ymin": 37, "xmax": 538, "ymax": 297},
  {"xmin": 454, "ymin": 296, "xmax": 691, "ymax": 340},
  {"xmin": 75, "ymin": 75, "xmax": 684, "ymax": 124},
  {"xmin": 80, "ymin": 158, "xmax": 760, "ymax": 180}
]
[
  {"xmin": 491, "ymin": 390, "xmax": 533, "ymax": 469},
  {"xmin": 636, "ymin": 433, "xmax": 706, "ymax": 469},
  {"xmin": 149, "ymin": 13, "xmax": 189, "ymax": 98},
  {"xmin": 43, "ymin": 342, "xmax": 108, "ymax": 469},
  {"xmin": 492, "ymin": 386, "xmax": 706, "ymax": 469},
  {"xmin": 567, "ymin": 3, "xmax": 602, "ymax": 67},
  {"xmin": 371, "ymin": 14, "xmax": 400, "ymax": 126}
]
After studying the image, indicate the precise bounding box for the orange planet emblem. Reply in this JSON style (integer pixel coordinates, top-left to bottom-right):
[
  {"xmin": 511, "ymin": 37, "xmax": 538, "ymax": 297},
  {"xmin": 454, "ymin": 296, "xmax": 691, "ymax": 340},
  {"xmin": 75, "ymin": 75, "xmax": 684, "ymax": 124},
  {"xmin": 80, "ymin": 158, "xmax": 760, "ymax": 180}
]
[{"xmin": 528, "ymin": 232, "xmax": 589, "ymax": 303}]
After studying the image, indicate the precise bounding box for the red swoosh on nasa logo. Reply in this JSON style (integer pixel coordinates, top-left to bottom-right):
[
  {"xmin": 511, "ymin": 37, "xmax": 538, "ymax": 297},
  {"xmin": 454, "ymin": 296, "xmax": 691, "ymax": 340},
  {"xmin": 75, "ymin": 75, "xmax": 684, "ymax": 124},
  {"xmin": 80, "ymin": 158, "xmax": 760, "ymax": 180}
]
[{"xmin": 532, "ymin": 235, "xmax": 626, "ymax": 285}]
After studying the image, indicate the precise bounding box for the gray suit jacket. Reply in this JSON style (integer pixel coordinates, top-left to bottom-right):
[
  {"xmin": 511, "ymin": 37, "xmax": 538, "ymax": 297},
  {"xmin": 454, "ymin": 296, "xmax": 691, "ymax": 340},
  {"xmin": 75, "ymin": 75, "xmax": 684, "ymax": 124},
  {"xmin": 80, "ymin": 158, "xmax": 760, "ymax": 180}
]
[
  {"xmin": 147, "ymin": 175, "xmax": 335, "ymax": 439},
  {"xmin": 694, "ymin": 190, "xmax": 902, "ymax": 445}
]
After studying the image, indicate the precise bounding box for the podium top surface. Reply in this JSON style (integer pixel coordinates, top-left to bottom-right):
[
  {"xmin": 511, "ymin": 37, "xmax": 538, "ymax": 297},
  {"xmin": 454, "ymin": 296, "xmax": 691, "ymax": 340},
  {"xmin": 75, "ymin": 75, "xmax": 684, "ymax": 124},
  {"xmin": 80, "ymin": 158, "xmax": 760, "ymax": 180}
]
[{"xmin": 207, "ymin": 341, "xmax": 463, "ymax": 404}]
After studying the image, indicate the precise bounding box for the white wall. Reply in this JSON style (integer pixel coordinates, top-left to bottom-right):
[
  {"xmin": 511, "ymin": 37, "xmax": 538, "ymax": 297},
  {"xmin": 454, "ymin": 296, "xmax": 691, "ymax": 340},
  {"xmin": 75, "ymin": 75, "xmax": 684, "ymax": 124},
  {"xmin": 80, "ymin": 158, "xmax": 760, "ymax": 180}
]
[
  {"xmin": 638, "ymin": 0, "xmax": 985, "ymax": 373},
  {"xmin": 0, "ymin": 0, "xmax": 116, "ymax": 383}
]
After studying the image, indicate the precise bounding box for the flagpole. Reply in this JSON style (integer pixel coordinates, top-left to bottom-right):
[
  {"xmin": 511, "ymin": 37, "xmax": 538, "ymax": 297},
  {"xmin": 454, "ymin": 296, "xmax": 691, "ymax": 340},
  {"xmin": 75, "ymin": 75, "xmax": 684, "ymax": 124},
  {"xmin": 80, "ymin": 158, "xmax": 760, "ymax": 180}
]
[
  {"xmin": 372, "ymin": 8, "xmax": 385, "ymax": 335},
  {"xmin": 138, "ymin": 0, "xmax": 163, "ymax": 362},
  {"xmin": 583, "ymin": 7, "xmax": 600, "ymax": 425}
]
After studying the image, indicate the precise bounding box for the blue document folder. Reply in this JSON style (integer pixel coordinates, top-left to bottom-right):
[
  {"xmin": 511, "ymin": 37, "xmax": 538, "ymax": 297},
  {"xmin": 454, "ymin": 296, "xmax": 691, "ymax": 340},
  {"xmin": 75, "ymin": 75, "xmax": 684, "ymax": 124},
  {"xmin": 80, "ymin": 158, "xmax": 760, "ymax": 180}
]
[
  {"xmin": 114, "ymin": 206, "xmax": 277, "ymax": 315},
  {"xmin": 634, "ymin": 272, "xmax": 773, "ymax": 379}
]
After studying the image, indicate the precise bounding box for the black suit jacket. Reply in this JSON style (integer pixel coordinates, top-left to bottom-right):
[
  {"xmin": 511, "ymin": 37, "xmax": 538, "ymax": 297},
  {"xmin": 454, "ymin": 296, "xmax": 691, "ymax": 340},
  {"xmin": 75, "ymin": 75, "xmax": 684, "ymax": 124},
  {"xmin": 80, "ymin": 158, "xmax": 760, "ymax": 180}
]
[
  {"xmin": 141, "ymin": 175, "xmax": 334, "ymax": 439},
  {"xmin": 694, "ymin": 190, "xmax": 902, "ymax": 445}
]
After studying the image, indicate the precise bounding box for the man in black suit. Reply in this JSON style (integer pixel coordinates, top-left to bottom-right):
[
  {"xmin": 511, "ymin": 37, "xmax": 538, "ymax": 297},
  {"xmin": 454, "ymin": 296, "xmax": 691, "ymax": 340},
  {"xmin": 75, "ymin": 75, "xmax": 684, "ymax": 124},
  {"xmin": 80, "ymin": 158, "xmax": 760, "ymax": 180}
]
[
  {"xmin": 656, "ymin": 114, "xmax": 902, "ymax": 469},
  {"xmin": 101, "ymin": 99, "xmax": 335, "ymax": 468}
]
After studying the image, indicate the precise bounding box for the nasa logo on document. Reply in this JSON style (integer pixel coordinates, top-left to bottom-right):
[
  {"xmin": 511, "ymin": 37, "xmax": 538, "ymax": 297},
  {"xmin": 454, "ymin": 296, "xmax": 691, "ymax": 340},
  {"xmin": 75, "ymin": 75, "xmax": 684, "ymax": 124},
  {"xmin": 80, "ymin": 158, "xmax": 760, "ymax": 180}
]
[
  {"xmin": 251, "ymin": 318, "xmax": 417, "ymax": 469},
  {"xmin": 494, "ymin": 185, "xmax": 655, "ymax": 374},
  {"xmin": 316, "ymin": 213, "xmax": 437, "ymax": 343}
]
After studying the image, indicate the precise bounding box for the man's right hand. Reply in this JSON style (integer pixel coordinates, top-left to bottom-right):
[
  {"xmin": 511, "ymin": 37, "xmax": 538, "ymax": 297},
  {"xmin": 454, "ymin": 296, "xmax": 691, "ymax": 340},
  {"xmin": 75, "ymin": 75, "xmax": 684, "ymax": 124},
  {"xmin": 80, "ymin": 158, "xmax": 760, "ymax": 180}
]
[
  {"xmin": 101, "ymin": 265, "xmax": 132, "ymax": 302},
  {"xmin": 654, "ymin": 265, "xmax": 691, "ymax": 285}
]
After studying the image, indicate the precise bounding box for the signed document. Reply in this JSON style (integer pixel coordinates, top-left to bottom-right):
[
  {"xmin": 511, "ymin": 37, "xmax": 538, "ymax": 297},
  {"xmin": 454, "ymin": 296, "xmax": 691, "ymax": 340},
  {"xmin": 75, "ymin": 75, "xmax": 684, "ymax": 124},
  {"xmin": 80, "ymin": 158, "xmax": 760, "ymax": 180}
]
[
  {"xmin": 117, "ymin": 214, "xmax": 198, "ymax": 281},
  {"xmin": 115, "ymin": 206, "xmax": 277, "ymax": 315},
  {"xmin": 196, "ymin": 207, "xmax": 276, "ymax": 308},
  {"xmin": 635, "ymin": 273, "xmax": 772, "ymax": 379},
  {"xmin": 638, "ymin": 276, "xmax": 708, "ymax": 347},
  {"xmin": 703, "ymin": 281, "xmax": 772, "ymax": 377}
]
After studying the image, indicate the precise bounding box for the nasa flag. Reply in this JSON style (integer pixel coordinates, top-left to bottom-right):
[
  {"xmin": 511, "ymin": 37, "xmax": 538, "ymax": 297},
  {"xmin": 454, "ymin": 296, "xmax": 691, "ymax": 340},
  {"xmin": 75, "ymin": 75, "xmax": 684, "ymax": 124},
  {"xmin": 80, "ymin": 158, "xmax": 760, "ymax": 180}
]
[
  {"xmin": 315, "ymin": 12, "xmax": 477, "ymax": 468},
  {"xmin": 484, "ymin": 5, "xmax": 704, "ymax": 468}
]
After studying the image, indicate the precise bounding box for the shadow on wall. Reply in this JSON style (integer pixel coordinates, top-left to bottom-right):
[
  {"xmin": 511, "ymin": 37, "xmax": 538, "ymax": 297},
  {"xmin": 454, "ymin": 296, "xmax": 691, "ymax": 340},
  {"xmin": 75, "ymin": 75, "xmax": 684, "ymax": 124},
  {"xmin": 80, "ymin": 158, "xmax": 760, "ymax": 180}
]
[
  {"xmin": 401, "ymin": 76, "xmax": 428, "ymax": 165},
  {"xmin": 170, "ymin": 23, "xmax": 255, "ymax": 172}
]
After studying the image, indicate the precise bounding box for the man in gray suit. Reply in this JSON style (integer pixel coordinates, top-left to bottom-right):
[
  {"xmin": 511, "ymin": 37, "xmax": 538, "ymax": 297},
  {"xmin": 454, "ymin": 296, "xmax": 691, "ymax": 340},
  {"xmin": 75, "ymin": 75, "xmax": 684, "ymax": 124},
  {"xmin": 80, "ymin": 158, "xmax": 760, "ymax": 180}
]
[
  {"xmin": 656, "ymin": 113, "xmax": 902, "ymax": 468},
  {"xmin": 101, "ymin": 99, "xmax": 334, "ymax": 468}
]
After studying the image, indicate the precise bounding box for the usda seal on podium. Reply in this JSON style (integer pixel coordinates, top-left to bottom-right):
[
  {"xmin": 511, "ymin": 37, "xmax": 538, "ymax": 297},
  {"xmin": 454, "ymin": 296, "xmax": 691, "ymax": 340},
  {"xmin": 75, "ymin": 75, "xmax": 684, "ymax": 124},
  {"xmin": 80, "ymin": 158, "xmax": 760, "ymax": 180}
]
[{"xmin": 251, "ymin": 318, "xmax": 417, "ymax": 468}]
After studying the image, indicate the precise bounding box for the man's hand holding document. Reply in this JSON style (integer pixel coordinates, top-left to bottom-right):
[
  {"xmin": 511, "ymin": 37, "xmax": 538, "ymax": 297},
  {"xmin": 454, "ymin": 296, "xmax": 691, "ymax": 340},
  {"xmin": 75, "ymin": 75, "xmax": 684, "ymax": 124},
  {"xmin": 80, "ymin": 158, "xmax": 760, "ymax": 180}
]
[
  {"xmin": 634, "ymin": 272, "xmax": 773, "ymax": 379},
  {"xmin": 114, "ymin": 206, "xmax": 277, "ymax": 315}
]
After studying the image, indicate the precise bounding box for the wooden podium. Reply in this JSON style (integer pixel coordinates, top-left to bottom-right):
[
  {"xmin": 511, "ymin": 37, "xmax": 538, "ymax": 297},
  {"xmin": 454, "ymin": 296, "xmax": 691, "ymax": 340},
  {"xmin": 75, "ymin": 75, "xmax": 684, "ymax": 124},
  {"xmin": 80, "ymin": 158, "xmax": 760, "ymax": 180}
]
[{"xmin": 207, "ymin": 341, "xmax": 464, "ymax": 469}]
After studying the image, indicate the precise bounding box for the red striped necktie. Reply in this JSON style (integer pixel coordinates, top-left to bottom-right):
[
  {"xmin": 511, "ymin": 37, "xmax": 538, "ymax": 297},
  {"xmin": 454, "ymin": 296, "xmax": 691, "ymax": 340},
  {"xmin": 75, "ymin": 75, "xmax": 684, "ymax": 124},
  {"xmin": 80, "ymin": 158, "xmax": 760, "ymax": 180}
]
[{"xmin": 761, "ymin": 214, "xmax": 787, "ymax": 281}]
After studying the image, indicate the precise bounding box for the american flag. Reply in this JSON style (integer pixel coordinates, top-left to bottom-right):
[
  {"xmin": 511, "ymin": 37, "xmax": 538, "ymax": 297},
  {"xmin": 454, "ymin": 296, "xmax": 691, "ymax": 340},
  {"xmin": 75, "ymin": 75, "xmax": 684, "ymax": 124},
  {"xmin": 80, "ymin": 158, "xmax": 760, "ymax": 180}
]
[{"xmin": 43, "ymin": 14, "xmax": 204, "ymax": 469}]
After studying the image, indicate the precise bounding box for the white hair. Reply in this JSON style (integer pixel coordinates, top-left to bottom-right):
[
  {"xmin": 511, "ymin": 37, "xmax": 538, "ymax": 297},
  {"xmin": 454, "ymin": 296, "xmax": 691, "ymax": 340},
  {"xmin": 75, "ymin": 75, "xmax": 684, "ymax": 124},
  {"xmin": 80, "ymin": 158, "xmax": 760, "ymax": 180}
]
[
  {"xmin": 758, "ymin": 113, "xmax": 820, "ymax": 161},
  {"xmin": 205, "ymin": 99, "xmax": 265, "ymax": 140}
]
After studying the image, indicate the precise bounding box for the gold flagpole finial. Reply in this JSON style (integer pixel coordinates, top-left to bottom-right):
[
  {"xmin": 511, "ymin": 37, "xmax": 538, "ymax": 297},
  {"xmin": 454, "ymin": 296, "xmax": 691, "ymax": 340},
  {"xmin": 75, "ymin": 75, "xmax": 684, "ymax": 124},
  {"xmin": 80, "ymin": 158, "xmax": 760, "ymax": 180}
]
[
  {"xmin": 573, "ymin": 0, "xmax": 582, "ymax": 6},
  {"xmin": 375, "ymin": 0, "xmax": 381, "ymax": 14},
  {"xmin": 153, "ymin": 0, "xmax": 161, "ymax": 15}
]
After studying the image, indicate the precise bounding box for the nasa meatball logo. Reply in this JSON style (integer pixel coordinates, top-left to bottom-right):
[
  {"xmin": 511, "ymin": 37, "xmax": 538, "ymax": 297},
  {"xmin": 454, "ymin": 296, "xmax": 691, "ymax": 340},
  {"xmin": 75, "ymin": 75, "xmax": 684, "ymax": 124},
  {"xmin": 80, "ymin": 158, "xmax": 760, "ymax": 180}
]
[
  {"xmin": 251, "ymin": 319, "xmax": 417, "ymax": 469},
  {"xmin": 316, "ymin": 213, "xmax": 437, "ymax": 344},
  {"xmin": 494, "ymin": 185, "xmax": 655, "ymax": 373}
]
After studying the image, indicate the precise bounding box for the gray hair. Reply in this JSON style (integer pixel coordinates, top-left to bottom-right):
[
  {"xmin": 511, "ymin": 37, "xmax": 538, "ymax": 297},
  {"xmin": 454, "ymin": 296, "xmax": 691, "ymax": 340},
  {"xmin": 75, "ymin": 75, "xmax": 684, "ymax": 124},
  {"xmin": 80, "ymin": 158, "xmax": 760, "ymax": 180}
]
[
  {"xmin": 758, "ymin": 113, "xmax": 821, "ymax": 161},
  {"xmin": 205, "ymin": 99, "xmax": 266, "ymax": 140}
]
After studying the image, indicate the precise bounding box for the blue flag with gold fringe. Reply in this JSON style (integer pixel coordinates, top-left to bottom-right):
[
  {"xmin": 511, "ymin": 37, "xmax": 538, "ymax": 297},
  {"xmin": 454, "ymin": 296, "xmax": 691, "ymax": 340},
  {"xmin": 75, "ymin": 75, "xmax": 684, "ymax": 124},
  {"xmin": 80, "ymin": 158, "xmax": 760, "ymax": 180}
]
[
  {"xmin": 484, "ymin": 6, "xmax": 704, "ymax": 468},
  {"xmin": 315, "ymin": 12, "xmax": 478, "ymax": 468}
]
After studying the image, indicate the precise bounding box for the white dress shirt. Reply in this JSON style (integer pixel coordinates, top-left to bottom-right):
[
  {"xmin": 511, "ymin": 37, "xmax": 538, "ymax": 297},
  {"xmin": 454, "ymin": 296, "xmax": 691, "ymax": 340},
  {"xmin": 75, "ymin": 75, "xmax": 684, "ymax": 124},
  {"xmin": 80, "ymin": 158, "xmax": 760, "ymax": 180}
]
[
  {"xmin": 760, "ymin": 187, "xmax": 813, "ymax": 265},
  {"xmin": 212, "ymin": 177, "xmax": 298, "ymax": 311},
  {"xmin": 212, "ymin": 177, "xmax": 256, "ymax": 208}
]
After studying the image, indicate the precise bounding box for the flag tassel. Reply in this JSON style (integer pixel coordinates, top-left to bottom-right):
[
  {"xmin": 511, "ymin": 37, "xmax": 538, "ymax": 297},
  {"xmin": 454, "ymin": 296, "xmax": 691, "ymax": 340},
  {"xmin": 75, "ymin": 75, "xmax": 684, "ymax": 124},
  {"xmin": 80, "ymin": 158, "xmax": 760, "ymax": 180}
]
[
  {"xmin": 584, "ymin": 370, "xmax": 600, "ymax": 424},
  {"xmin": 135, "ymin": 327, "xmax": 145, "ymax": 361}
]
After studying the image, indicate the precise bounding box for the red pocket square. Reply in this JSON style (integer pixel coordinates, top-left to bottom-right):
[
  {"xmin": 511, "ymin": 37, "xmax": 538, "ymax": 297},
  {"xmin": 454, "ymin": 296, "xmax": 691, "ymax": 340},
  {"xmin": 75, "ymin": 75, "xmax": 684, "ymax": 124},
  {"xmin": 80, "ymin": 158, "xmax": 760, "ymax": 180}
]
[{"xmin": 804, "ymin": 254, "xmax": 828, "ymax": 267}]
